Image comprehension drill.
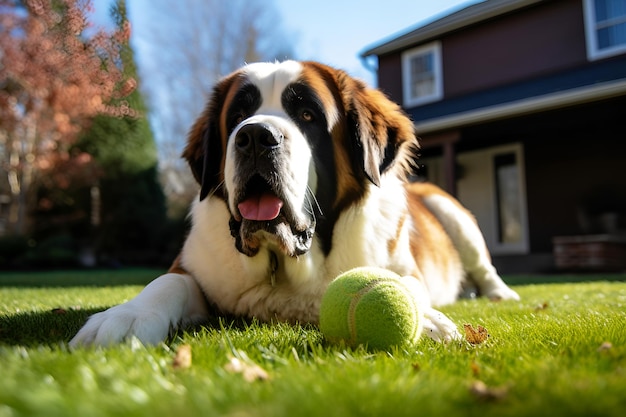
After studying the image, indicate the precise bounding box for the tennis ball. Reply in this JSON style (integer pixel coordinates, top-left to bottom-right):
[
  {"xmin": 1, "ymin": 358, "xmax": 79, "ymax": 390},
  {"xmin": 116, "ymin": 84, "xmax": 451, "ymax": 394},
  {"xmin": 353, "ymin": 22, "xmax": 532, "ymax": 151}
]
[{"xmin": 319, "ymin": 267, "xmax": 424, "ymax": 351}]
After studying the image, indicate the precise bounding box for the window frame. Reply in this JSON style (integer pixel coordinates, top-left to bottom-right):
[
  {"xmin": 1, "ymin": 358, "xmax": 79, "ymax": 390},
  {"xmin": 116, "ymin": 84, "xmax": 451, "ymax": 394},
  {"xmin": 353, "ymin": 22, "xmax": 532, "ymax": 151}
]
[
  {"xmin": 583, "ymin": 0, "xmax": 626, "ymax": 61},
  {"xmin": 401, "ymin": 42, "xmax": 443, "ymax": 108}
]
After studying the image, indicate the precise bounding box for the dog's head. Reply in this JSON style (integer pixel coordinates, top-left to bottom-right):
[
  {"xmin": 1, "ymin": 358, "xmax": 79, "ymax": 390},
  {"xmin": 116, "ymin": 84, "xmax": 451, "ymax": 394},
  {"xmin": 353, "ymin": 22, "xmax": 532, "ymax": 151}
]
[{"xmin": 183, "ymin": 61, "xmax": 418, "ymax": 258}]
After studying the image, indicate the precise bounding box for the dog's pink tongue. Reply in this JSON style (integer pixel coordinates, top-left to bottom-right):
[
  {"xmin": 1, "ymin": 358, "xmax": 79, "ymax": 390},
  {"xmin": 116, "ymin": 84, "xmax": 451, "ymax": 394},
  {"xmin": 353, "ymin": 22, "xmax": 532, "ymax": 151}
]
[{"xmin": 238, "ymin": 193, "xmax": 283, "ymax": 221}]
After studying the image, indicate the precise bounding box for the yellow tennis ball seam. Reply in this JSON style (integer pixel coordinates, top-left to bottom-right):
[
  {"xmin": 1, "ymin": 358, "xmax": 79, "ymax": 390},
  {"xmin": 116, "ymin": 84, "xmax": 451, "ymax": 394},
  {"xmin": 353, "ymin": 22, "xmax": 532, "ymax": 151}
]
[{"xmin": 346, "ymin": 277, "xmax": 420, "ymax": 346}]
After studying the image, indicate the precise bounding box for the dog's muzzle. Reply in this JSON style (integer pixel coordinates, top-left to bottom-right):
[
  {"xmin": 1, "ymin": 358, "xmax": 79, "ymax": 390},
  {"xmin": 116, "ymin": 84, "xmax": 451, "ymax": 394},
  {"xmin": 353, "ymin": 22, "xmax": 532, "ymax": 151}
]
[
  {"xmin": 234, "ymin": 123, "xmax": 284, "ymax": 222},
  {"xmin": 229, "ymin": 122, "xmax": 315, "ymax": 257}
]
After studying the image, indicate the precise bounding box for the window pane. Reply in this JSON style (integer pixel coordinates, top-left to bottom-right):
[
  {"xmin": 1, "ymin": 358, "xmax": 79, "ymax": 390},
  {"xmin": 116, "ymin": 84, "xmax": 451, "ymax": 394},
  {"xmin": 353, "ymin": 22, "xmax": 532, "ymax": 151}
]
[
  {"xmin": 412, "ymin": 77, "xmax": 435, "ymax": 98},
  {"xmin": 410, "ymin": 54, "xmax": 432, "ymax": 74},
  {"xmin": 594, "ymin": 0, "xmax": 626, "ymax": 23},
  {"xmin": 494, "ymin": 153, "xmax": 522, "ymax": 244},
  {"xmin": 410, "ymin": 53, "xmax": 434, "ymax": 99},
  {"xmin": 597, "ymin": 21, "xmax": 626, "ymax": 48}
]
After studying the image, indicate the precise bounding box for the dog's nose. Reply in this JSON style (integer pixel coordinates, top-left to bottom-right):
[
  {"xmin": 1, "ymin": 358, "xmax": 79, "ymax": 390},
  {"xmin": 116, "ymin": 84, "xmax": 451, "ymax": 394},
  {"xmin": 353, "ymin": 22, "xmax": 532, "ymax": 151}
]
[{"xmin": 235, "ymin": 123, "xmax": 283, "ymax": 154}]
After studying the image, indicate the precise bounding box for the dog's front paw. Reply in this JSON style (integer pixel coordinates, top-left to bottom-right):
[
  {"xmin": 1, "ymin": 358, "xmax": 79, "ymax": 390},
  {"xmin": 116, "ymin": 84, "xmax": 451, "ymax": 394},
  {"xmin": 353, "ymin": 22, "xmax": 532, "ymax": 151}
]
[
  {"xmin": 422, "ymin": 308, "xmax": 462, "ymax": 343},
  {"xmin": 69, "ymin": 304, "xmax": 170, "ymax": 348}
]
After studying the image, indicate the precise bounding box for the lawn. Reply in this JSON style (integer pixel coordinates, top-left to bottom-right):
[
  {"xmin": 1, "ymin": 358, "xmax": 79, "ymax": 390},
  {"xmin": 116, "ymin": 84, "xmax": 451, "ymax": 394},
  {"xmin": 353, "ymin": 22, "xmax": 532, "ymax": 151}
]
[{"xmin": 0, "ymin": 269, "xmax": 625, "ymax": 417}]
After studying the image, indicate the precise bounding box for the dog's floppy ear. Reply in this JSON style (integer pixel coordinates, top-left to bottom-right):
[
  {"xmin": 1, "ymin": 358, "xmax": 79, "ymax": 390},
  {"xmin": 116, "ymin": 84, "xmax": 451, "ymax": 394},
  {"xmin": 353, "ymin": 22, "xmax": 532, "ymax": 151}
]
[
  {"xmin": 342, "ymin": 76, "xmax": 418, "ymax": 186},
  {"xmin": 183, "ymin": 73, "xmax": 239, "ymax": 200}
]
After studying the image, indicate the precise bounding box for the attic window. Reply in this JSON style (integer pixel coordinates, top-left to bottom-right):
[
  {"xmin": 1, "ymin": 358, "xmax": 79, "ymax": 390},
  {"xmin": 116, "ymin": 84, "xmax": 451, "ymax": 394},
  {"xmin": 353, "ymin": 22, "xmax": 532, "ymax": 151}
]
[
  {"xmin": 401, "ymin": 42, "xmax": 443, "ymax": 107},
  {"xmin": 584, "ymin": 0, "xmax": 626, "ymax": 60}
]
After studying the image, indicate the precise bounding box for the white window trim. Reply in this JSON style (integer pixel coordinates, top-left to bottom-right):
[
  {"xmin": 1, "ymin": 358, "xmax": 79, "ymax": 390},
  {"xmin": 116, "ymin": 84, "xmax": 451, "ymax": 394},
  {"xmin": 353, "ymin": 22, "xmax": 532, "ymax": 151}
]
[
  {"xmin": 401, "ymin": 42, "xmax": 443, "ymax": 108},
  {"xmin": 583, "ymin": 0, "xmax": 626, "ymax": 61},
  {"xmin": 489, "ymin": 143, "xmax": 529, "ymax": 255}
]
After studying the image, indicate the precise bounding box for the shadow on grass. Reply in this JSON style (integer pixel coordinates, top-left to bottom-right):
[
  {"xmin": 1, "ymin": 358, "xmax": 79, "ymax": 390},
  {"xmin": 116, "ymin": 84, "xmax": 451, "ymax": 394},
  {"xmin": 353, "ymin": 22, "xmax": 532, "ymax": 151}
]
[
  {"xmin": 0, "ymin": 307, "xmax": 106, "ymax": 347},
  {"xmin": 0, "ymin": 306, "xmax": 254, "ymax": 348},
  {"xmin": 0, "ymin": 307, "xmax": 112, "ymax": 347}
]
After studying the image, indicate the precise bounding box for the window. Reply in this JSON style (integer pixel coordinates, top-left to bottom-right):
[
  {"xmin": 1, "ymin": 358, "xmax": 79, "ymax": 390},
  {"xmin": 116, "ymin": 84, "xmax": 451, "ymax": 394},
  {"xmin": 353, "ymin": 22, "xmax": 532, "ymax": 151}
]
[
  {"xmin": 584, "ymin": 0, "xmax": 626, "ymax": 60},
  {"xmin": 401, "ymin": 42, "xmax": 443, "ymax": 107}
]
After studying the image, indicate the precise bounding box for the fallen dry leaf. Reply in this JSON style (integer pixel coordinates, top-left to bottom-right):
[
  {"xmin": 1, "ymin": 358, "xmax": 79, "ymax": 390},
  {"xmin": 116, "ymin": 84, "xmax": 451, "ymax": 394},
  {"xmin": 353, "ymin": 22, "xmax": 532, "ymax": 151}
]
[
  {"xmin": 225, "ymin": 356, "xmax": 269, "ymax": 382},
  {"xmin": 469, "ymin": 380, "xmax": 509, "ymax": 401},
  {"xmin": 464, "ymin": 324, "xmax": 489, "ymax": 345},
  {"xmin": 172, "ymin": 344, "xmax": 192, "ymax": 369}
]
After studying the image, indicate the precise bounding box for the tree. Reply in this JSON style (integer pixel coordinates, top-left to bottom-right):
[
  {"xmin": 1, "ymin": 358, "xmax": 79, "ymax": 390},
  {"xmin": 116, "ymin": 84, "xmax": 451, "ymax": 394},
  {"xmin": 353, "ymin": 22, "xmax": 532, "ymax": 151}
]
[
  {"xmin": 133, "ymin": 0, "xmax": 295, "ymax": 214},
  {"xmin": 32, "ymin": 0, "xmax": 168, "ymax": 266},
  {"xmin": 0, "ymin": 0, "xmax": 132, "ymax": 235}
]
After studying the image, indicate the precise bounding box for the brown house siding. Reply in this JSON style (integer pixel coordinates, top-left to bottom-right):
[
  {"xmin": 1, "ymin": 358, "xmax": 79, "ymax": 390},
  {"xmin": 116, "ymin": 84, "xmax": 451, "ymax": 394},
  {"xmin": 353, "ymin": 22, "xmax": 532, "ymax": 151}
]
[
  {"xmin": 377, "ymin": 54, "xmax": 403, "ymax": 102},
  {"xmin": 443, "ymin": 0, "xmax": 587, "ymax": 98}
]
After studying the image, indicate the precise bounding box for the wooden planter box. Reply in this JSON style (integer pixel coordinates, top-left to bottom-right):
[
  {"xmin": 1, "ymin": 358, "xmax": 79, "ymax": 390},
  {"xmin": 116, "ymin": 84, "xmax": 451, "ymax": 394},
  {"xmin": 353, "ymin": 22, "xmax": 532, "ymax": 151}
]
[{"xmin": 552, "ymin": 234, "xmax": 626, "ymax": 271}]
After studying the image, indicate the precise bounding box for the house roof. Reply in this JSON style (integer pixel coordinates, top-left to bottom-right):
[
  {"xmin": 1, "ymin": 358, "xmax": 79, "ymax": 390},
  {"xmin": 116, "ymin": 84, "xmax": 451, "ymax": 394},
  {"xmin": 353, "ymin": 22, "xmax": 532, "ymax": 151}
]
[{"xmin": 360, "ymin": 0, "xmax": 544, "ymax": 58}]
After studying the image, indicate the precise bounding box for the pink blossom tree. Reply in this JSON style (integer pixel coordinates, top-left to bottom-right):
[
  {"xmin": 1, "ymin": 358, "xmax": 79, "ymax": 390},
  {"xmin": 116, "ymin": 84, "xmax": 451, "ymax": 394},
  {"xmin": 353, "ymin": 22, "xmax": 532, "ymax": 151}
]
[{"xmin": 0, "ymin": 0, "xmax": 134, "ymax": 234}]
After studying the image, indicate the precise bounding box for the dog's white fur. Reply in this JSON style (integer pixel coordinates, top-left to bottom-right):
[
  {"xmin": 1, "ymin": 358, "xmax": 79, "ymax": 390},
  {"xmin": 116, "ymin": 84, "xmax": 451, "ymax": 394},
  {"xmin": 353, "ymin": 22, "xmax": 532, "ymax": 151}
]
[{"xmin": 70, "ymin": 61, "xmax": 519, "ymax": 348}]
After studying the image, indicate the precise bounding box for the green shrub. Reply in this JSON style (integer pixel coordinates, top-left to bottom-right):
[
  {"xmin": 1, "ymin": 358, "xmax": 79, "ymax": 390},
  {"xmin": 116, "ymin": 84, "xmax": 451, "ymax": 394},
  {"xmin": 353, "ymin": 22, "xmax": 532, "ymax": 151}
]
[{"xmin": 17, "ymin": 234, "xmax": 78, "ymax": 268}]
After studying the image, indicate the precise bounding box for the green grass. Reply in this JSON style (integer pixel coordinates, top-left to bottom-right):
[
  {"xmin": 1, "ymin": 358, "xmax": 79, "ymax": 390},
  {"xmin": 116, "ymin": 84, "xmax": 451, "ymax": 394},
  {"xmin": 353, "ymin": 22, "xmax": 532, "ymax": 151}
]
[{"xmin": 1, "ymin": 270, "xmax": 625, "ymax": 417}]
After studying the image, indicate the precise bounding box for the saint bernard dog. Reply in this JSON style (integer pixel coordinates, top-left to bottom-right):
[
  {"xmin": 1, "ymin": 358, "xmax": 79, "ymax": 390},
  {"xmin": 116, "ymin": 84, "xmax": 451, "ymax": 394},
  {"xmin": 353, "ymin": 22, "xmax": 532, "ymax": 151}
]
[{"xmin": 70, "ymin": 61, "xmax": 519, "ymax": 347}]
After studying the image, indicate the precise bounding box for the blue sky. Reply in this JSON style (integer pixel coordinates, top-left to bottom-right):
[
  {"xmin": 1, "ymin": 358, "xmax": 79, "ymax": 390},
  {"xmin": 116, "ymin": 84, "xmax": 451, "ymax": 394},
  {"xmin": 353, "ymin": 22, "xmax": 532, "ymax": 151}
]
[{"xmin": 94, "ymin": 0, "xmax": 480, "ymax": 86}]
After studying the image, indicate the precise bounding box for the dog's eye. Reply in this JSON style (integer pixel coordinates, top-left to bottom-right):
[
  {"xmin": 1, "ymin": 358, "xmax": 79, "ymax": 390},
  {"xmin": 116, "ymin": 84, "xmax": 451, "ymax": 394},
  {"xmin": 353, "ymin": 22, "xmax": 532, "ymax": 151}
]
[
  {"xmin": 234, "ymin": 113, "xmax": 246, "ymax": 126},
  {"xmin": 228, "ymin": 112, "xmax": 247, "ymax": 131},
  {"xmin": 300, "ymin": 110, "xmax": 314, "ymax": 122}
]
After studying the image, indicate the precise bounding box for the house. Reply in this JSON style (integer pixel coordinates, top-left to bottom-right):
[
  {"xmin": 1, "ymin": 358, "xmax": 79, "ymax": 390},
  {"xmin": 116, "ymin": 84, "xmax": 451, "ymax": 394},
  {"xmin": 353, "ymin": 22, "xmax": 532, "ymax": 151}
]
[{"xmin": 361, "ymin": 0, "xmax": 626, "ymax": 273}]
